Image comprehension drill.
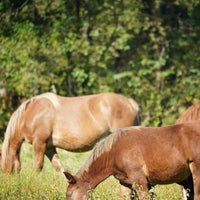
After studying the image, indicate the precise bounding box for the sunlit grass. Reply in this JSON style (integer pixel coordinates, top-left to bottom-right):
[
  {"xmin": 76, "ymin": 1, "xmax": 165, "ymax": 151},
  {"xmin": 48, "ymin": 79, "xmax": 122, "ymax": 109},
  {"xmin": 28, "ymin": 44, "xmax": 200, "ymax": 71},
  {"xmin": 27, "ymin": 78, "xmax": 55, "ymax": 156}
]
[{"xmin": 0, "ymin": 143, "xmax": 183, "ymax": 199}]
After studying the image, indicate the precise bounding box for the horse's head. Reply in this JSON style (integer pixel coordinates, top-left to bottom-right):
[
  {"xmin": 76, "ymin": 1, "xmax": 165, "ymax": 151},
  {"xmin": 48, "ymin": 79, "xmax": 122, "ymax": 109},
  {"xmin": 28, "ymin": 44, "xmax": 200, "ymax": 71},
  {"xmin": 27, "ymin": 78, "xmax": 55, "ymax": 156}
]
[{"xmin": 64, "ymin": 171, "xmax": 90, "ymax": 200}]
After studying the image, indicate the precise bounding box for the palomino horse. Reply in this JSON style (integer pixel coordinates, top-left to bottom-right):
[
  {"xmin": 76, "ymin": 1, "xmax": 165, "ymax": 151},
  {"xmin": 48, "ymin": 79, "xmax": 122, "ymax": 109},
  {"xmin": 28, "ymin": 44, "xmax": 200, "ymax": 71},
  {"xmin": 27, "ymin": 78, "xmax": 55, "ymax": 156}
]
[
  {"xmin": 175, "ymin": 101, "xmax": 200, "ymax": 200},
  {"xmin": 1, "ymin": 92, "xmax": 140, "ymax": 173},
  {"xmin": 64, "ymin": 122, "xmax": 200, "ymax": 200}
]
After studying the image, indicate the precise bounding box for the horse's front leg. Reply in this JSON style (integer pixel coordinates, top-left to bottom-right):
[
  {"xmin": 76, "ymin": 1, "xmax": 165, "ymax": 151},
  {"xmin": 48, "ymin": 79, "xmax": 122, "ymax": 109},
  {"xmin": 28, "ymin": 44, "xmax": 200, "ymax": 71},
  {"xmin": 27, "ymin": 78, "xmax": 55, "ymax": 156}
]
[
  {"xmin": 189, "ymin": 162, "xmax": 200, "ymax": 200},
  {"xmin": 119, "ymin": 184, "xmax": 133, "ymax": 200},
  {"xmin": 45, "ymin": 148, "xmax": 65, "ymax": 172},
  {"xmin": 33, "ymin": 139, "xmax": 47, "ymax": 171},
  {"xmin": 132, "ymin": 182, "xmax": 150, "ymax": 200}
]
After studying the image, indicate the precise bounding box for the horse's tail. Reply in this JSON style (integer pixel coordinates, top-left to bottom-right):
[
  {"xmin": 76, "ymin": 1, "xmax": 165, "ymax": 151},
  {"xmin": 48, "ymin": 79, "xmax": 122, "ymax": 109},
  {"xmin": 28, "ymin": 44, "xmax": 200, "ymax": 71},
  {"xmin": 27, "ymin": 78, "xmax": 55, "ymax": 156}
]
[
  {"xmin": 128, "ymin": 98, "xmax": 142, "ymax": 126},
  {"xmin": 1, "ymin": 97, "xmax": 34, "ymax": 172}
]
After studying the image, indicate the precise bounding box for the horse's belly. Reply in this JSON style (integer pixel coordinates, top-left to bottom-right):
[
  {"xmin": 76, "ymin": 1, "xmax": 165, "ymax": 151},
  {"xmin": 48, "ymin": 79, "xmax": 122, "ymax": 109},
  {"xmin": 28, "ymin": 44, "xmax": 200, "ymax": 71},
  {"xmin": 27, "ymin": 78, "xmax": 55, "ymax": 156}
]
[
  {"xmin": 148, "ymin": 163, "xmax": 190, "ymax": 185},
  {"xmin": 52, "ymin": 130, "xmax": 106, "ymax": 151}
]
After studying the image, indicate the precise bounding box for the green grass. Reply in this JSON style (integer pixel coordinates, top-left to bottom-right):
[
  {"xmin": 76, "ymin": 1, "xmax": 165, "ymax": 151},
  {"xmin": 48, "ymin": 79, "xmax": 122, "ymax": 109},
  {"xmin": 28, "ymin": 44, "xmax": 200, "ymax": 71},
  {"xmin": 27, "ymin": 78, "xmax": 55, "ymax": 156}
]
[{"xmin": 0, "ymin": 143, "xmax": 183, "ymax": 199}]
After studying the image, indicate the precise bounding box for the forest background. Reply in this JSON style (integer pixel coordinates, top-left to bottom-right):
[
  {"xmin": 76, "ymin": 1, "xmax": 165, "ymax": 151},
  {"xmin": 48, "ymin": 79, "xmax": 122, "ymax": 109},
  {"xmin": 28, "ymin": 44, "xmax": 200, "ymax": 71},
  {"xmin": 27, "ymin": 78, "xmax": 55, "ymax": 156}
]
[{"xmin": 0, "ymin": 0, "xmax": 200, "ymax": 138}]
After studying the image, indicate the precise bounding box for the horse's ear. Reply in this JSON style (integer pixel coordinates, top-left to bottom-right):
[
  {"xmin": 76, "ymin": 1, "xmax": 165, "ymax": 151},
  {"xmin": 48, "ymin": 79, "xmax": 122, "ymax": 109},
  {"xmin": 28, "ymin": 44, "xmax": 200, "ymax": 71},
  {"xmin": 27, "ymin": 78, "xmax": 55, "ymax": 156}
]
[{"xmin": 63, "ymin": 171, "xmax": 77, "ymax": 184}]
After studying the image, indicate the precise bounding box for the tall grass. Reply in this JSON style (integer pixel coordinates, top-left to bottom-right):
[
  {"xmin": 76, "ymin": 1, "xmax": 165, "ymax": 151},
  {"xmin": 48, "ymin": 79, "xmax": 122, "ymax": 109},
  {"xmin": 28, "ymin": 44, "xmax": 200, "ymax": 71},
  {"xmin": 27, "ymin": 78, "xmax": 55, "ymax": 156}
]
[{"xmin": 0, "ymin": 143, "xmax": 183, "ymax": 199}]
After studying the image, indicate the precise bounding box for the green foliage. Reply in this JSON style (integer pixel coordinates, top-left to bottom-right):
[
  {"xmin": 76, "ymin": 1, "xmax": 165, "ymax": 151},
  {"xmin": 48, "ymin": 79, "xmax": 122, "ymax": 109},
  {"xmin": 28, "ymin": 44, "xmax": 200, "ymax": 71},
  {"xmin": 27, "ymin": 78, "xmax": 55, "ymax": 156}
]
[{"xmin": 0, "ymin": 0, "xmax": 200, "ymax": 136}]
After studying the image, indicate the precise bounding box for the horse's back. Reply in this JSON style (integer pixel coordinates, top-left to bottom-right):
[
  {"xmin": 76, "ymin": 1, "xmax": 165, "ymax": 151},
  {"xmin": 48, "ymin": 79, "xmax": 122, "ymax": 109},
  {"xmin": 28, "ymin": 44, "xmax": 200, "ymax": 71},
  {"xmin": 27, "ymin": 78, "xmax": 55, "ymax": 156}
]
[
  {"xmin": 54, "ymin": 92, "xmax": 139, "ymax": 131},
  {"xmin": 114, "ymin": 124, "xmax": 199, "ymax": 156}
]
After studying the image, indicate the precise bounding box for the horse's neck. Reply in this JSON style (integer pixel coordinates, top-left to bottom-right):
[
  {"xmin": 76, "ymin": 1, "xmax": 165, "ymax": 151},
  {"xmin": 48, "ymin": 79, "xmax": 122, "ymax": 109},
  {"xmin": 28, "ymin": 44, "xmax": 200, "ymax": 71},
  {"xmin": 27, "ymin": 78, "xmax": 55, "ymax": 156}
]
[{"xmin": 77, "ymin": 153, "xmax": 112, "ymax": 189}]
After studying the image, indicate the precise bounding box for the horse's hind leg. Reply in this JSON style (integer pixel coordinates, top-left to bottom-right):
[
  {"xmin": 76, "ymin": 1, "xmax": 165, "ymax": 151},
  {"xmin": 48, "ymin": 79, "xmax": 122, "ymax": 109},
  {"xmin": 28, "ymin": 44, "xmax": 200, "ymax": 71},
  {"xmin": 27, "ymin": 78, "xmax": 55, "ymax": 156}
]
[
  {"xmin": 179, "ymin": 175, "xmax": 194, "ymax": 200},
  {"xmin": 189, "ymin": 162, "xmax": 200, "ymax": 200},
  {"xmin": 45, "ymin": 148, "xmax": 64, "ymax": 172},
  {"xmin": 4, "ymin": 140, "xmax": 23, "ymax": 173}
]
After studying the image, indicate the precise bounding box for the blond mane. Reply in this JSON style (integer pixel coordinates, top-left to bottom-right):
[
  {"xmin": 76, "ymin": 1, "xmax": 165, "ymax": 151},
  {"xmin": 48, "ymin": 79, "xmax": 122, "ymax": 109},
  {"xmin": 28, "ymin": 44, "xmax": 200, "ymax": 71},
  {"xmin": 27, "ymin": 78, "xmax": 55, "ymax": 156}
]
[{"xmin": 77, "ymin": 128, "xmax": 123, "ymax": 175}]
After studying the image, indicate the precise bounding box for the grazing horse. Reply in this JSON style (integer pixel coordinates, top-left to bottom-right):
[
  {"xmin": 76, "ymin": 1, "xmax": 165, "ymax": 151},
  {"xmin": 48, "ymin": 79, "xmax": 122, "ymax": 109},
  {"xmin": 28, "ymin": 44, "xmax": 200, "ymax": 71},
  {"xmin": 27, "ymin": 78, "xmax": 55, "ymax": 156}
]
[
  {"xmin": 1, "ymin": 92, "xmax": 140, "ymax": 173},
  {"xmin": 64, "ymin": 122, "xmax": 200, "ymax": 200},
  {"xmin": 176, "ymin": 101, "xmax": 200, "ymax": 200}
]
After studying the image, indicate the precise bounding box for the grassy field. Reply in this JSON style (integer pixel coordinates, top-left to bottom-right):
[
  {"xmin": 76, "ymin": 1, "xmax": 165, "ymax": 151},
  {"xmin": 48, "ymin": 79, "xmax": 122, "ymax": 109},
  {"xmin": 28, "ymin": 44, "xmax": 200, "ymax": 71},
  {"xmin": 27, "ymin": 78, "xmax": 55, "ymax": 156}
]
[{"xmin": 0, "ymin": 142, "xmax": 183, "ymax": 200}]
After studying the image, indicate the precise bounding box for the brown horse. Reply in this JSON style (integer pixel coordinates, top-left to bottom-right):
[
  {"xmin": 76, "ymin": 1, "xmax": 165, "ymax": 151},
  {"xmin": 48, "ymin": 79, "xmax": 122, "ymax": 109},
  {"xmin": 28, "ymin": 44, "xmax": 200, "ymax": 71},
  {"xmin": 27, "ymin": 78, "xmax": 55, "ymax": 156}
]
[
  {"xmin": 176, "ymin": 101, "xmax": 200, "ymax": 124},
  {"xmin": 1, "ymin": 92, "xmax": 140, "ymax": 173},
  {"xmin": 64, "ymin": 122, "xmax": 200, "ymax": 200},
  {"xmin": 176, "ymin": 101, "xmax": 200, "ymax": 200}
]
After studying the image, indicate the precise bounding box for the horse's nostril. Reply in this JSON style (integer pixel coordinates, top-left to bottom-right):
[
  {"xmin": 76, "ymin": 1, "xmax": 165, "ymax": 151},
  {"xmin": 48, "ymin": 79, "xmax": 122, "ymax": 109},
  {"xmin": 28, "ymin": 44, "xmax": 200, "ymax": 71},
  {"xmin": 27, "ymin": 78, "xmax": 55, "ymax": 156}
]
[
  {"xmin": 66, "ymin": 191, "xmax": 73, "ymax": 198},
  {"xmin": 66, "ymin": 193, "xmax": 72, "ymax": 199}
]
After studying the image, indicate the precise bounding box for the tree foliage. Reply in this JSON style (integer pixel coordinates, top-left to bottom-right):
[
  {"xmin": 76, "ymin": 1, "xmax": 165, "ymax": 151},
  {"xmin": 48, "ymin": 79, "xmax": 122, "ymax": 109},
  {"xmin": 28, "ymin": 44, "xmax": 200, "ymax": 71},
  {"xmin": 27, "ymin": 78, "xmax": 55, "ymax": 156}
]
[{"xmin": 0, "ymin": 0, "xmax": 200, "ymax": 136}]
